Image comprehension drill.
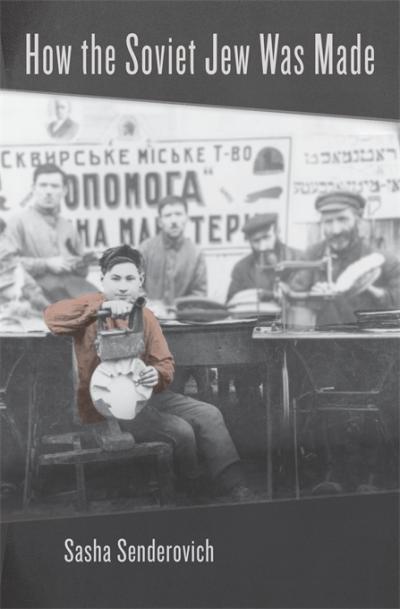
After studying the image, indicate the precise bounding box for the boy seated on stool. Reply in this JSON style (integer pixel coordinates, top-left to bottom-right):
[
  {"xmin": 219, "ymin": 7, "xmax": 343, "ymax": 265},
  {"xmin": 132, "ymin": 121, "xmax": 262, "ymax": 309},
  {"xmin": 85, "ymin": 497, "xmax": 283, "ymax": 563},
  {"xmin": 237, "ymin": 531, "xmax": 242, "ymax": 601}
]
[{"xmin": 44, "ymin": 245, "xmax": 252, "ymax": 502}]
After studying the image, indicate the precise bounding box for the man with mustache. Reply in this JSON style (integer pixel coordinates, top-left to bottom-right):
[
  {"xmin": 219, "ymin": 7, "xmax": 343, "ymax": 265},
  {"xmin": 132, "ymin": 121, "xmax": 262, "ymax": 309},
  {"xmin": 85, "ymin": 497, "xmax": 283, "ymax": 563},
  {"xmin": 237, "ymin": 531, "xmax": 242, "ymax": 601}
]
[
  {"xmin": 290, "ymin": 191, "xmax": 400, "ymax": 326},
  {"xmin": 225, "ymin": 213, "xmax": 301, "ymax": 403},
  {"xmin": 226, "ymin": 212, "xmax": 300, "ymax": 302},
  {"xmin": 288, "ymin": 191, "xmax": 400, "ymax": 494}
]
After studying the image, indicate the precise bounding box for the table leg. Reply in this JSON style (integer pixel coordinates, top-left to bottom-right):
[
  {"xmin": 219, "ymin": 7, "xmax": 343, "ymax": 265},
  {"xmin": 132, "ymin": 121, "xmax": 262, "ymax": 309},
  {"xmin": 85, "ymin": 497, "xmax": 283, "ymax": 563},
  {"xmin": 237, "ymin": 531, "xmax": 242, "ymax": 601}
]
[
  {"xmin": 0, "ymin": 343, "xmax": 27, "ymax": 501},
  {"xmin": 263, "ymin": 348, "xmax": 274, "ymax": 500},
  {"xmin": 22, "ymin": 340, "xmax": 40, "ymax": 510},
  {"xmin": 292, "ymin": 397, "xmax": 301, "ymax": 499}
]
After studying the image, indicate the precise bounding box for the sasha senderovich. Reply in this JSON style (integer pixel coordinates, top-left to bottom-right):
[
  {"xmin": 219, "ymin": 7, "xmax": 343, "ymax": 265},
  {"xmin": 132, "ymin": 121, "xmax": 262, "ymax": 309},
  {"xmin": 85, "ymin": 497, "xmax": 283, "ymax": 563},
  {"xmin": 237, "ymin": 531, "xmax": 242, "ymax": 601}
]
[{"xmin": 64, "ymin": 537, "xmax": 215, "ymax": 564}]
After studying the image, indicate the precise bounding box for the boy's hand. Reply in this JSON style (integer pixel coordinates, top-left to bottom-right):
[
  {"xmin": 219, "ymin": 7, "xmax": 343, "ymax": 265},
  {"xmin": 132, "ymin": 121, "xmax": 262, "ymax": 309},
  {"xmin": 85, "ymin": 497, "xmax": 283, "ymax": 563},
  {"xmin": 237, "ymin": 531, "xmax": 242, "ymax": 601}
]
[
  {"xmin": 139, "ymin": 366, "xmax": 159, "ymax": 388},
  {"xmin": 102, "ymin": 300, "xmax": 133, "ymax": 318}
]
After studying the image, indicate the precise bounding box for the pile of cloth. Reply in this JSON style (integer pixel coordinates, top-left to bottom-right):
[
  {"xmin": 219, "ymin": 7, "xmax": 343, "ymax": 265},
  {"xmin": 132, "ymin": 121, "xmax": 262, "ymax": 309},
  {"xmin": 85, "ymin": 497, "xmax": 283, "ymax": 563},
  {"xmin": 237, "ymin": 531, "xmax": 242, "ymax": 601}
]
[{"xmin": 0, "ymin": 257, "xmax": 49, "ymax": 331}]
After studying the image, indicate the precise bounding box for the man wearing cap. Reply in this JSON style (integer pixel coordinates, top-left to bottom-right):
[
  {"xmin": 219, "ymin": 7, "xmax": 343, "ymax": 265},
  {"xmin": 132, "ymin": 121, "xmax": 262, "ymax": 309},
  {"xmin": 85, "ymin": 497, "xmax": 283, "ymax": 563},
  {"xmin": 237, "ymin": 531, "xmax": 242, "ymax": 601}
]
[
  {"xmin": 289, "ymin": 191, "xmax": 400, "ymax": 326},
  {"xmin": 288, "ymin": 191, "xmax": 400, "ymax": 494},
  {"xmin": 3, "ymin": 163, "xmax": 97, "ymax": 303},
  {"xmin": 225, "ymin": 214, "xmax": 300, "ymax": 404},
  {"xmin": 227, "ymin": 213, "xmax": 300, "ymax": 302}
]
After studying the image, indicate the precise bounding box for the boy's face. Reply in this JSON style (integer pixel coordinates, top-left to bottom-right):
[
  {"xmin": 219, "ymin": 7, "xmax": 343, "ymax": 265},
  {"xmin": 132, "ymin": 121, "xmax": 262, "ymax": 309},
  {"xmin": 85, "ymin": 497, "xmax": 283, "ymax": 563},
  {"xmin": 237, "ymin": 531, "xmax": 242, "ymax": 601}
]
[{"xmin": 101, "ymin": 262, "xmax": 143, "ymax": 302}]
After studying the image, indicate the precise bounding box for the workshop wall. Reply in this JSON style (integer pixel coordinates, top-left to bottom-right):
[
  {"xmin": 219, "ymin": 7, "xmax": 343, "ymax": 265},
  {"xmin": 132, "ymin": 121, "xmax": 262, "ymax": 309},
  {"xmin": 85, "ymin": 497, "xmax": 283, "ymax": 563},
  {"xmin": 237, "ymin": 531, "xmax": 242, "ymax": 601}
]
[{"xmin": 1, "ymin": 91, "xmax": 399, "ymax": 301}]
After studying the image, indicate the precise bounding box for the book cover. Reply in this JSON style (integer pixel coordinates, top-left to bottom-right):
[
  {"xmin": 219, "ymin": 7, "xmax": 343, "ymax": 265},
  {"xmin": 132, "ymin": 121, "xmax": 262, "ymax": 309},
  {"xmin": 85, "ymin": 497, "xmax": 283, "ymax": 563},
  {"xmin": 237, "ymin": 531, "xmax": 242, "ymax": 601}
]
[{"xmin": 0, "ymin": 1, "xmax": 399, "ymax": 607}]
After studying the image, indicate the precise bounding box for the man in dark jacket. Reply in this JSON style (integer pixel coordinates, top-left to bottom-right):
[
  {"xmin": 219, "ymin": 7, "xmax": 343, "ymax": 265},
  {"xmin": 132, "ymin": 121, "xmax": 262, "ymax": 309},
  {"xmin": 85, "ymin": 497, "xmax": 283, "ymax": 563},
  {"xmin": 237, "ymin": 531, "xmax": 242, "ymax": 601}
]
[
  {"xmin": 227, "ymin": 213, "xmax": 301, "ymax": 302},
  {"xmin": 225, "ymin": 213, "xmax": 301, "ymax": 404}
]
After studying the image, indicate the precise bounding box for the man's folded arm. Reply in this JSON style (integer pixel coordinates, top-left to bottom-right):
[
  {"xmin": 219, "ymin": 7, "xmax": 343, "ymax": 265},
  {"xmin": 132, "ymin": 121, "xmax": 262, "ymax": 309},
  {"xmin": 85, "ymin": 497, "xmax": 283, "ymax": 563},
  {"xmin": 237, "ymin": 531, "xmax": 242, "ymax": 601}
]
[
  {"xmin": 17, "ymin": 256, "xmax": 49, "ymax": 276},
  {"xmin": 3, "ymin": 218, "xmax": 56, "ymax": 276},
  {"xmin": 1, "ymin": 221, "xmax": 46, "ymax": 276}
]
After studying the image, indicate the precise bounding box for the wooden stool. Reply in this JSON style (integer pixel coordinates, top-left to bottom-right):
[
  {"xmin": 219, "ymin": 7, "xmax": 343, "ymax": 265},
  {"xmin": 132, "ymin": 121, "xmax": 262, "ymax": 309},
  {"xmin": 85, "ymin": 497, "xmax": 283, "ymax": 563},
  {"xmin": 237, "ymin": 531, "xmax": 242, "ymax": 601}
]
[{"xmin": 30, "ymin": 420, "xmax": 174, "ymax": 511}]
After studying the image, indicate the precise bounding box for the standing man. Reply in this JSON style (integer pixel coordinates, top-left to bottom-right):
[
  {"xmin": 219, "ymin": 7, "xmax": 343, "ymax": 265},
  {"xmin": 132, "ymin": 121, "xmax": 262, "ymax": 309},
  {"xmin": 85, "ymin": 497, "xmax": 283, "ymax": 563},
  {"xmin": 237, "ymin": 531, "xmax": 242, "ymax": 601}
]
[
  {"xmin": 289, "ymin": 191, "xmax": 400, "ymax": 326},
  {"xmin": 227, "ymin": 213, "xmax": 301, "ymax": 302},
  {"xmin": 3, "ymin": 163, "xmax": 97, "ymax": 302},
  {"xmin": 140, "ymin": 195, "xmax": 207, "ymax": 307}
]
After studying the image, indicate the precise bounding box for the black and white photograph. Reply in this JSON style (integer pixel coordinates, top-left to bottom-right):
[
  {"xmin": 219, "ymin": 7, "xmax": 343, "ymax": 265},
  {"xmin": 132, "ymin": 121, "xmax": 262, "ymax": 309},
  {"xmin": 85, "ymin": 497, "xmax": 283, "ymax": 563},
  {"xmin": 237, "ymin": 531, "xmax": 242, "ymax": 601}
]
[
  {"xmin": 1, "ymin": 91, "xmax": 398, "ymax": 523},
  {"xmin": 0, "ymin": 93, "xmax": 400, "ymax": 519}
]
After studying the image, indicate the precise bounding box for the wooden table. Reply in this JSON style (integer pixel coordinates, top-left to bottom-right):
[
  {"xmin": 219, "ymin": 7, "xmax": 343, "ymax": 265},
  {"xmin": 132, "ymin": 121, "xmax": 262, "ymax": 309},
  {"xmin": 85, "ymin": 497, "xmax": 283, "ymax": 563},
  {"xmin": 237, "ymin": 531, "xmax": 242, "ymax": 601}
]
[{"xmin": 162, "ymin": 319, "xmax": 268, "ymax": 366}]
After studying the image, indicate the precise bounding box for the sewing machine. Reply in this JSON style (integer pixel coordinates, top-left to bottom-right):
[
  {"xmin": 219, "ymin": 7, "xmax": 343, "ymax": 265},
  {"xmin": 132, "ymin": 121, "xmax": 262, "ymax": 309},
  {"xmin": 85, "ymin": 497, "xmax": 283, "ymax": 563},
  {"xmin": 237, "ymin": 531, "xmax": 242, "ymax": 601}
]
[{"xmin": 242, "ymin": 256, "xmax": 334, "ymax": 329}]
